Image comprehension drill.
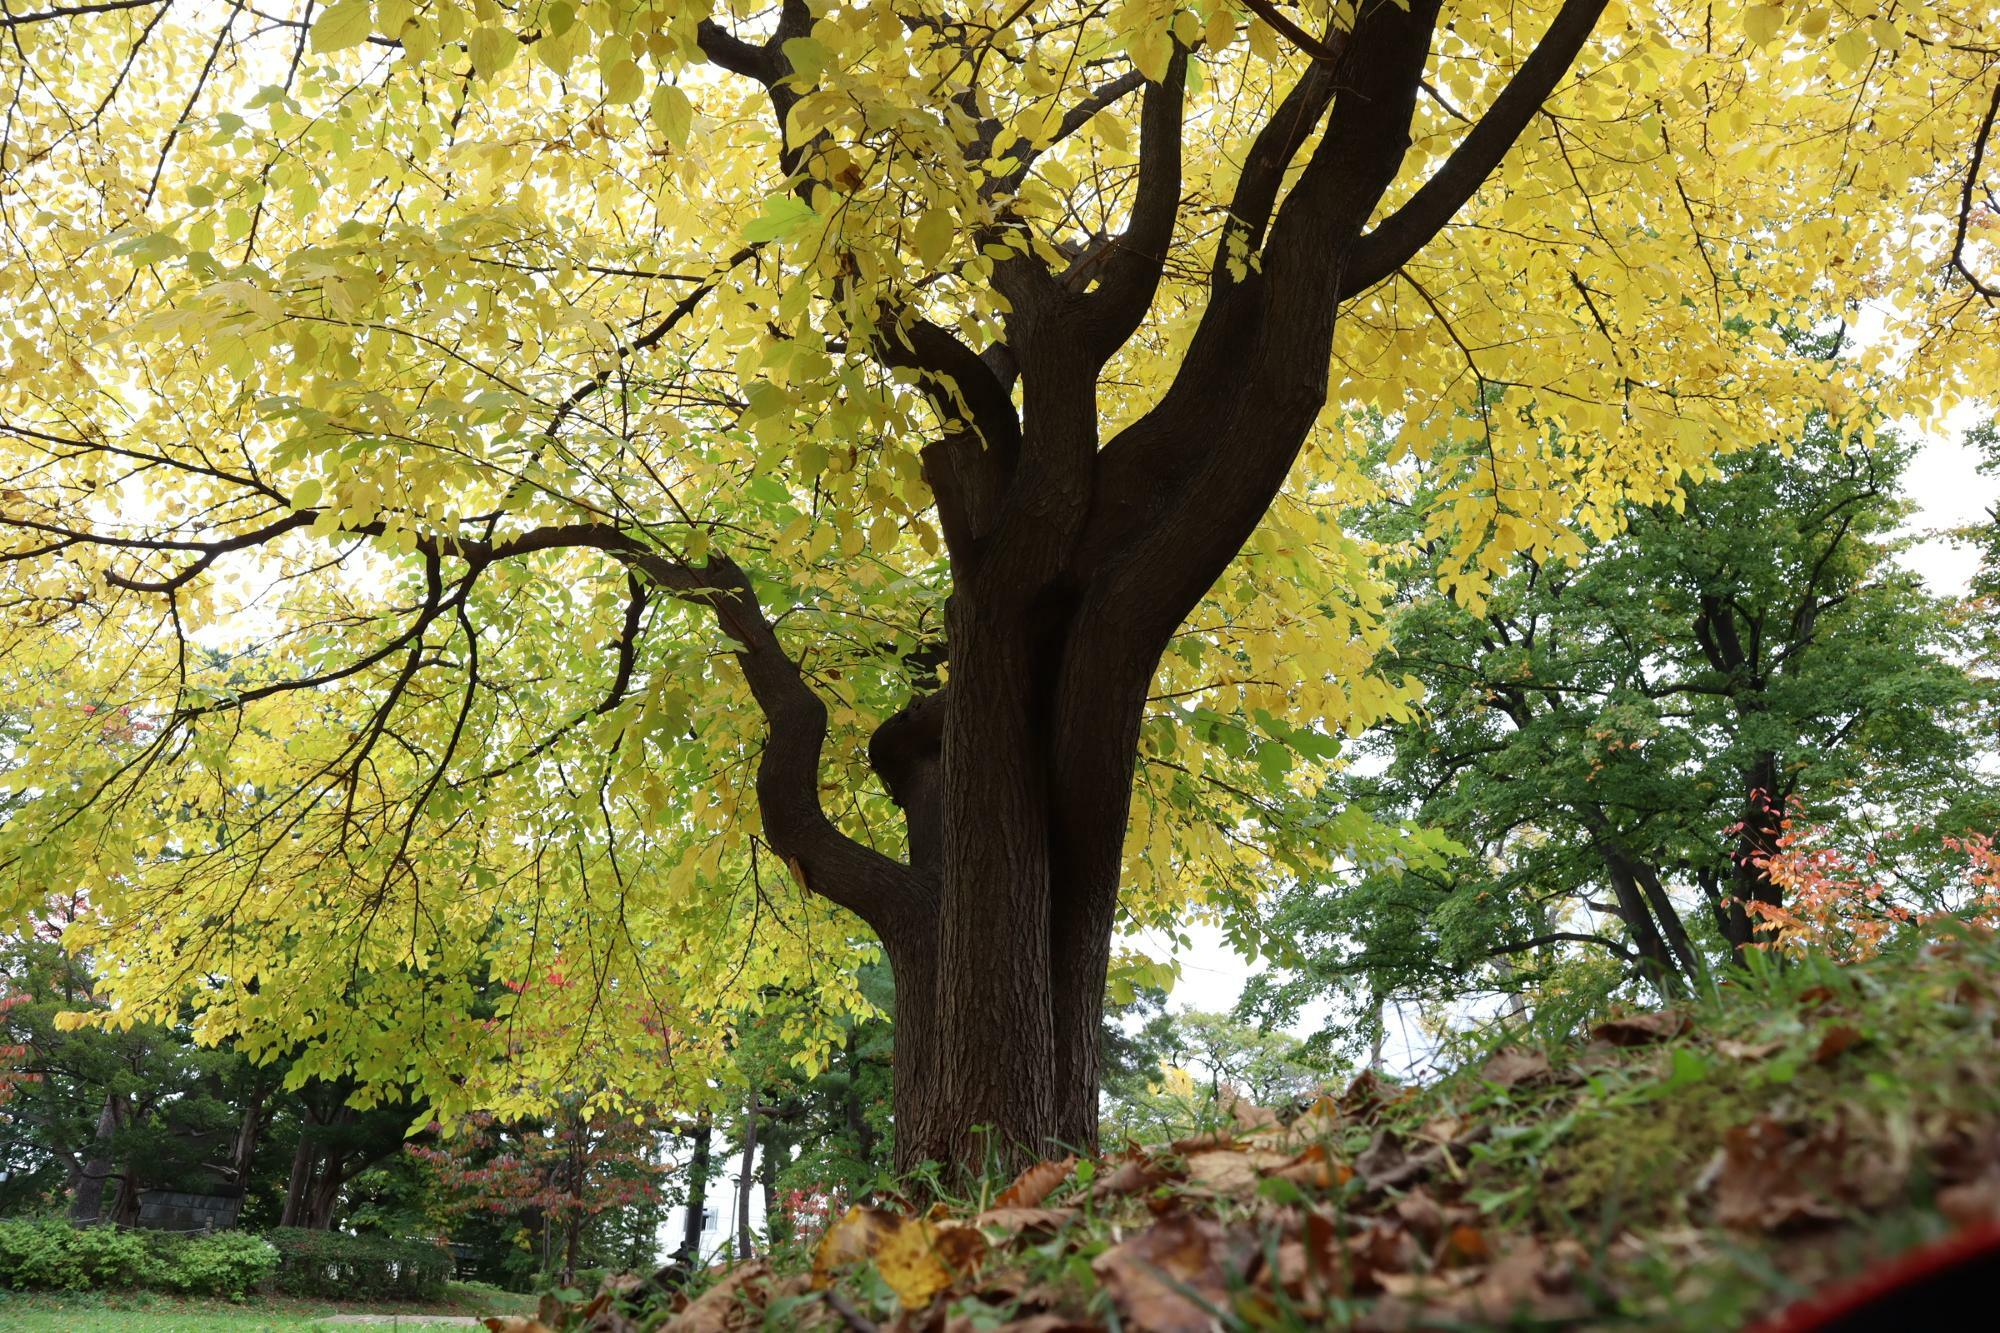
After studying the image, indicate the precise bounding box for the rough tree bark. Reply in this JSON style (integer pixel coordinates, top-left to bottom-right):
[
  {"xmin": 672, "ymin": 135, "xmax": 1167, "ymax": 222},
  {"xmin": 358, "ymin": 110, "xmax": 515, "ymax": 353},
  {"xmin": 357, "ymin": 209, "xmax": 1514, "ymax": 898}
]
[
  {"xmin": 696, "ymin": 0, "xmax": 1614, "ymax": 1175},
  {"xmin": 69, "ymin": 1092, "xmax": 120, "ymax": 1224},
  {"xmin": 71, "ymin": 0, "xmax": 1611, "ymax": 1184}
]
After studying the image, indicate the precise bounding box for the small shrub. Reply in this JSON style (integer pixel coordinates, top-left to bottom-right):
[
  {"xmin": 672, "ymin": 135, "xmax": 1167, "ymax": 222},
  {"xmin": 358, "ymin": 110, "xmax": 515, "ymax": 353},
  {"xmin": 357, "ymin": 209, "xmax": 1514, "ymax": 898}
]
[
  {"xmin": 147, "ymin": 1230, "xmax": 278, "ymax": 1297},
  {"xmin": 264, "ymin": 1227, "xmax": 450, "ymax": 1302},
  {"xmin": 0, "ymin": 1217, "xmax": 154, "ymax": 1290}
]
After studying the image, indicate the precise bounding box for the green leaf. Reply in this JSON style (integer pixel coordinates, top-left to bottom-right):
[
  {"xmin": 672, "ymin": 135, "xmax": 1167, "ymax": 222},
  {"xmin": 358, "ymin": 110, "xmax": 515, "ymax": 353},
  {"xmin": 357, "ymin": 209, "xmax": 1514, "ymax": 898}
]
[
  {"xmin": 604, "ymin": 57, "xmax": 644, "ymax": 105},
  {"xmin": 309, "ymin": 0, "xmax": 374, "ymax": 53},
  {"xmin": 469, "ymin": 26, "xmax": 517, "ymax": 80},
  {"xmin": 651, "ymin": 83, "xmax": 694, "ymax": 148},
  {"xmin": 742, "ymin": 194, "xmax": 818, "ymax": 244}
]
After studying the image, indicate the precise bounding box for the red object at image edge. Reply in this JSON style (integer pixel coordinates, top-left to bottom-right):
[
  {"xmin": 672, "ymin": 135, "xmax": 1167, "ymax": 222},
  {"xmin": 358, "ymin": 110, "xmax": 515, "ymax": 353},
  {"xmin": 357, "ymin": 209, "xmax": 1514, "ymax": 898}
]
[{"xmin": 1747, "ymin": 1220, "xmax": 2000, "ymax": 1331}]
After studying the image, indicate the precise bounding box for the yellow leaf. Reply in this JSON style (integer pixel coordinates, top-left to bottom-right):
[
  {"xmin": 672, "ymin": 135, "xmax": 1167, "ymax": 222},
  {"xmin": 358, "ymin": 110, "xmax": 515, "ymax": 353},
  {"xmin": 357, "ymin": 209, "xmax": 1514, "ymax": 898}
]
[
  {"xmin": 310, "ymin": 0, "xmax": 373, "ymax": 53},
  {"xmin": 604, "ymin": 57, "xmax": 644, "ymax": 105}
]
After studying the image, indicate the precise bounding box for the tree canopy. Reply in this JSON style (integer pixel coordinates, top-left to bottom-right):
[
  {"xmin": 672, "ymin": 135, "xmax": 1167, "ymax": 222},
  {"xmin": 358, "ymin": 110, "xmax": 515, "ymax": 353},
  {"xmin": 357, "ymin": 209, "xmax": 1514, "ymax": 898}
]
[
  {"xmin": 1246, "ymin": 412, "xmax": 1993, "ymax": 1042},
  {"xmin": 1, "ymin": 0, "xmax": 1996, "ymax": 1169}
]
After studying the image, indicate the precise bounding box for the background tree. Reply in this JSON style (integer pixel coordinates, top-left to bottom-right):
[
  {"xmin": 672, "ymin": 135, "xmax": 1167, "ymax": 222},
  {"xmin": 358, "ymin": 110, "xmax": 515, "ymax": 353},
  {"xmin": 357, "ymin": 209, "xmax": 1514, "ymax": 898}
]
[
  {"xmin": 1249, "ymin": 414, "xmax": 1992, "ymax": 1032},
  {"xmin": 1, "ymin": 1, "xmax": 1994, "ymax": 1177}
]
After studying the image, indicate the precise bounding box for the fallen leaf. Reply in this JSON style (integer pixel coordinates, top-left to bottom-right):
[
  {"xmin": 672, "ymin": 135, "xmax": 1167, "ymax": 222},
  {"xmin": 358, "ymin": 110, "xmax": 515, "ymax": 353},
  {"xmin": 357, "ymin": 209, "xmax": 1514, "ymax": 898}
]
[
  {"xmin": 877, "ymin": 1217, "xmax": 986, "ymax": 1308},
  {"xmin": 483, "ymin": 1321, "xmax": 554, "ymax": 1333},
  {"xmin": 1812, "ymin": 1023, "xmax": 1865, "ymax": 1064},
  {"xmin": 1715, "ymin": 1037, "xmax": 1785, "ymax": 1061},
  {"xmin": 1092, "ymin": 1214, "xmax": 1239, "ymax": 1333},
  {"xmin": 1938, "ymin": 1174, "xmax": 2000, "ymax": 1227},
  {"xmin": 1713, "ymin": 1118, "xmax": 1847, "ymax": 1232},
  {"xmin": 811, "ymin": 1206, "xmax": 983, "ymax": 1308},
  {"xmin": 1480, "ymin": 1046, "xmax": 1551, "ymax": 1088},
  {"xmin": 1367, "ymin": 1239, "xmax": 1590, "ymax": 1329},
  {"xmin": 1086, "ymin": 1156, "xmax": 1168, "ymax": 1203},
  {"xmin": 1441, "ymin": 1223, "xmax": 1489, "ymax": 1266},
  {"xmin": 1185, "ymin": 1144, "xmax": 1293, "ymax": 1196},
  {"xmin": 975, "ymin": 1205, "xmax": 1079, "ymax": 1234},
  {"xmin": 1392, "ymin": 1189, "xmax": 1445, "ymax": 1246},
  {"xmin": 1222, "ymin": 1089, "xmax": 1282, "ymax": 1131},
  {"xmin": 1269, "ymin": 1142, "xmax": 1353, "ymax": 1191},
  {"xmin": 995, "ymin": 1154, "xmax": 1077, "ymax": 1209},
  {"xmin": 661, "ymin": 1261, "xmax": 769, "ymax": 1332},
  {"xmin": 813, "ymin": 1206, "xmax": 896, "ymax": 1288},
  {"xmin": 1592, "ymin": 1009, "xmax": 1692, "ymax": 1046}
]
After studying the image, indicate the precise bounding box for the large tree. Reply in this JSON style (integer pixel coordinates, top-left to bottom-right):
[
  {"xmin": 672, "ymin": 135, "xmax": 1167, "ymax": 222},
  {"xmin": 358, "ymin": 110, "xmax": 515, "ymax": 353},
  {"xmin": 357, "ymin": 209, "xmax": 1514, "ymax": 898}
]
[
  {"xmin": 0, "ymin": 1, "xmax": 1994, "ymax": 1175},
  {"xmin": 1247, "ymin": 415, "xmax": 1991, "ymax": 1029}
]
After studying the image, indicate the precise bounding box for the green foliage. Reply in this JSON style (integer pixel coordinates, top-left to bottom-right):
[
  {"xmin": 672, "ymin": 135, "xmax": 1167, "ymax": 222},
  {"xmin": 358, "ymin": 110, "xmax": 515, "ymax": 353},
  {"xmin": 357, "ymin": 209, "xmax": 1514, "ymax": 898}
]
[
  {"xmin": 142, "ymin": 1232, "xmax": 278, "ymax": 1299},
  {"xmin": 0, "ymin": 1218, "xmax": 153, "ymax": 1290},
  {"xmin": 1249, "ymin": 413, "xmax": 1992, "ymax": 1042},
  {"xmin": 262, "ymin": 1228, "xmax": 449, "ymax": 1303}
]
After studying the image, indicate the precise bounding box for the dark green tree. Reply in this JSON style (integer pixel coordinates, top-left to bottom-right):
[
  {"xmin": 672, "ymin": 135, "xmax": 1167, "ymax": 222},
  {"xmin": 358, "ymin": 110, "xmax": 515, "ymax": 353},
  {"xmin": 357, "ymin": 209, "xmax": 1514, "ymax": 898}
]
[{"xmin": 1250, "ymin": 416, "xmax": 1990, "ymax": 1030}]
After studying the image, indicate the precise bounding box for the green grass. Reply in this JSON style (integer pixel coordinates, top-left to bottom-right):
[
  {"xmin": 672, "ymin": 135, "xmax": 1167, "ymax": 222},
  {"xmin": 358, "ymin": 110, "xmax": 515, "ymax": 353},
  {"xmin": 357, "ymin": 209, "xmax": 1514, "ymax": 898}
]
[{"xmin": 0, "ymin": 1281, "xmax": 533, "ymax": 1331}]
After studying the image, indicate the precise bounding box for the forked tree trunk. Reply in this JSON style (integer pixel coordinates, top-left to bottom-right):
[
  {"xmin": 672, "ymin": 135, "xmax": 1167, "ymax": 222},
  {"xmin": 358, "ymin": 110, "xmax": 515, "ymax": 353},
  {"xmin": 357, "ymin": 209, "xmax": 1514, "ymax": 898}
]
[
  {"xmin": 69, "ymin": 1093, "xmax": 120, "ymax": 1224},
  {"xmin": 717, "ymin": 0, "xmax": 1609, "ymax": 1183}
]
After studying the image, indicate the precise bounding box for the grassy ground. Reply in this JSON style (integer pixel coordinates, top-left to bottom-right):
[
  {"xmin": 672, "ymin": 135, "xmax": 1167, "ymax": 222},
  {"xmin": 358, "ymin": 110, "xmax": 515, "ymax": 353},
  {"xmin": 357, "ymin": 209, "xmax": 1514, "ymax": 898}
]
[
  {"xmin": 0, "ymin": 1280, "xmax": 534, "ymax": 1331},
  {"xmin": 550, "ymin": 922, "xmax": 2000, "ymax": 1331}
]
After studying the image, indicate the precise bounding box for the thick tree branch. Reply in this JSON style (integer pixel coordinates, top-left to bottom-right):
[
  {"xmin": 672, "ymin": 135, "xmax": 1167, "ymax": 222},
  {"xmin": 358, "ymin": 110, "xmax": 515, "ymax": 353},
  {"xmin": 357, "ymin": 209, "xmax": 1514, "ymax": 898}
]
[
  {"xmin": 1950, "ymin": 77, "xmax": 1999, "ymax": 299},
  {"xmin": 1340, "ymin": 0, "xmax": 1609, "ymax": 299},
  {"xmin": 1067, "ymin": 46, "xmax": 1188, "ymax": 360}
]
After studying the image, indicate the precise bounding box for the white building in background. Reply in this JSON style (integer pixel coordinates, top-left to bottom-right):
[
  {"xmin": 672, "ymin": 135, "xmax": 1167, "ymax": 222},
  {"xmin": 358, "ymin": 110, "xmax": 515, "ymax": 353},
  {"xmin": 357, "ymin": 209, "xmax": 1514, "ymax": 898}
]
[{"xmin": 657, "ymin": 1123, "xmax": 768, "ymax": 1265}]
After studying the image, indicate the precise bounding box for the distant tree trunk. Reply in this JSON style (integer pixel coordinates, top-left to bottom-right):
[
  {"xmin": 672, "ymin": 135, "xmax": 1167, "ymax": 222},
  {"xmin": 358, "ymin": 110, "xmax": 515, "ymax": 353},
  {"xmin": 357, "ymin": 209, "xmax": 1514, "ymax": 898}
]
[
  {"xmin": 279, "ymin": 1130, "xmax": 313, "ymax": 1227},
  {"xmin": 841, "ymin": 1032, "xmax": 878, "ymax": 1169},
  {"xmin": 227, "ymin": 1080, "xmax": 268, "ymax": 1192},
  {"xmin": 673, "ymin": 1118, "xmax": 712, "ymax": 1268},
  {"xmin": 69, "ymin": 1093, "xmax": 121, "ymax": 1224},
  {"xmin": 1726, "ymin": 751, "xmax": 1787, "ymax": 952},
  {"xmin": 303, "ymin": 1150, "xmax": 345, "ymax": 1229},
  {"xmin": 734, "ymin": 1101, "xmax": 758, "ymax": 1260}
]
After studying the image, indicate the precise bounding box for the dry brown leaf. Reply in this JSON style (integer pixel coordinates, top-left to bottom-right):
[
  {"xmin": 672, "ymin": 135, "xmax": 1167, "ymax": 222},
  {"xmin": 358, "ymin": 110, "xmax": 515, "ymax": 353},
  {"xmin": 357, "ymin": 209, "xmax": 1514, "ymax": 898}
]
[
  {"xmin": 1185, "ymin": 1144, "xmax": 1293, "ymax": 1196},
  {"xmin": 975, "ymin": 1205, "xmax": 1079, "ymax": 1234},
  {"xmin": 1085, "ymin": 1156, "xmax": 1169, "ymax": 1203},
  {"xmin": 1715, "ymin": 1037, "xmax": 1785, "ymax": 1061},
  {"xmin": 1441, "ymin": 1223, "xmax": 1489, "ymax": 1266},
  {"xmin": 1222, "ymin": 1089, "xmax": 1282, "ymax": 1131},
  {"xmin": 1392, "ymin": 1189, "xmax": 1445, "ymax": 1246},
  {"xmin": 1938, "ymin": 1174, "xmax": 2000, "ymax": 1227},
  {"xmin": 1713, "ymin": 1118, "xmax": 1847, "ymax": 1232},
  {"xmin": 660, "ymin": 1261, "xmax": 769, "ymax": 1333},
  {"xmin": 1366, "ymin": 1239, "xmax": 1590, "ymax": 1330},
  {"xmin": 483, "ymin": 1320, "xmax": 555, "ymax": 1333},
  {"xmin": 1812, "ymin": 1023, "xmax": 1866, "ymax": 1063},
  {"xmin": 1479, "ymin": 1046, "xmax": 1551, "ymax": 1088},
  {"xmin": 1092, "ymin": 1214, "xmax": 1237, "ymax": 1333},
  {"xmin": 995, "ymin": 1154, "xmax": 1078, "ymax": 1209},
  {"xmin": 1269, "ymin": 1142, "xmax": 1353, "ymax": 1191},
  {"xmin": 1591, "ymin": 1009, "xmax": 1691, "ymax": 1046}
]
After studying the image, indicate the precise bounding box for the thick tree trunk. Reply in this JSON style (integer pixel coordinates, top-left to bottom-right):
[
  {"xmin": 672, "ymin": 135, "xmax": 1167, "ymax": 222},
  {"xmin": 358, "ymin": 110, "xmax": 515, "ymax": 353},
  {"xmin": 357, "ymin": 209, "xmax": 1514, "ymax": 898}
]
[
  {"xmin": 227, "ymin": 1081, "xmax": 268, "ymax": 1191},
  {"xmin": 279, "ymin": 1129, "xmax": 313, "ymax": 1228},
  {"xmin": 69, "ymin": 1093, "xmax": 120, "ymax": 1224},
  {"xmin": 1726, "ymin": 752, "xmax": 1787, "ymax": 952}
]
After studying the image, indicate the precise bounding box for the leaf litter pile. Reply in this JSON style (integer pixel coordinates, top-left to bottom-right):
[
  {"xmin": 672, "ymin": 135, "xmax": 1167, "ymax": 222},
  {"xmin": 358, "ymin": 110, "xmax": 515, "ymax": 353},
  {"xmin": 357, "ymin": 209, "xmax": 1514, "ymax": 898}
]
[{"xmin": 500, "ymin": 927, "xmax": 2000, "ymax": 1331}]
